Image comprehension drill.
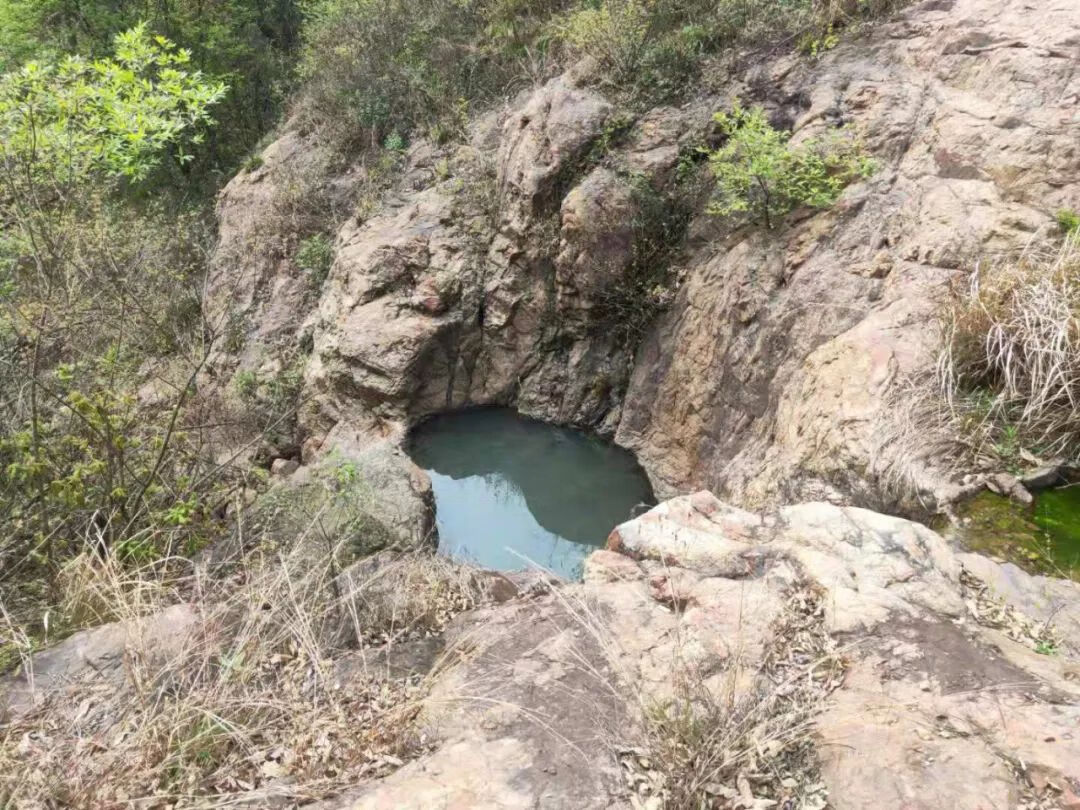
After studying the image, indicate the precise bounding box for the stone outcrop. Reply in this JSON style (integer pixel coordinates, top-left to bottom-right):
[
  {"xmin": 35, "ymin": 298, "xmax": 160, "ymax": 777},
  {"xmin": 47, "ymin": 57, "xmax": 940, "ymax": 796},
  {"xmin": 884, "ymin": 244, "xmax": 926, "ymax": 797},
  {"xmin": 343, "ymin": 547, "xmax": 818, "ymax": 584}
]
[
  {"xmin": 615, "ymin": 0, "xmax": 1080, "ymax": 508},
  {"xmin": 205, "ymin": 0, "xmax": 1080, "ymax": 516},
  {"xmin": 1, "ymin": 604, "xmax": 198, "ymax": 723},
  {"xmin": 309, "ymin": 494, "xmax": 1080, "ymax": 808},
  {"xmin": 15, "ymin": 495, "xmax": 1077, "ymax": 807},
  {"xmin": 296, "ymin": 74, "xmax": 694, "ymax": 453}
]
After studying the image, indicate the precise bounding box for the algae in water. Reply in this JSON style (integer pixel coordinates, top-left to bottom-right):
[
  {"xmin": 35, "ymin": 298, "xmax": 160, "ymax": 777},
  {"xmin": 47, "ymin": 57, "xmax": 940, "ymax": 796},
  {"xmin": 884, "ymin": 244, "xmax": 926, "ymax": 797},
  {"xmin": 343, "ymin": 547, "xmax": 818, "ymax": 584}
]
[{"xmin": 955, "ymin": 488, "xmax": 1080, "ymax": 577}]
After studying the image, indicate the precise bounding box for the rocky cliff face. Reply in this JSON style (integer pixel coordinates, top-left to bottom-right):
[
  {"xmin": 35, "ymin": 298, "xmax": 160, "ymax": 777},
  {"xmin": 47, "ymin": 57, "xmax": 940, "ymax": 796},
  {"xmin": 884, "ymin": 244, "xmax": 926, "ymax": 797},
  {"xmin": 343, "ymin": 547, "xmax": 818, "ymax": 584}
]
[{"xmin": 206, "ymin": 0, "xmax": 1080, "ymax": 518}]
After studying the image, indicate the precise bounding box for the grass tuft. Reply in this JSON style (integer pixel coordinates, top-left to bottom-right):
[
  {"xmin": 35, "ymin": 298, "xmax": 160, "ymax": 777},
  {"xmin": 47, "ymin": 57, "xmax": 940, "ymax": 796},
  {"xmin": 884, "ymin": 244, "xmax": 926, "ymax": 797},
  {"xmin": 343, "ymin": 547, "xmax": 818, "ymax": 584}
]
[
  {"xmin": 0, "ymin": 535, "xmax": 484, "ymax": 807},
  {"xmin": 936, "ymin": 234, "xmax": 1080, "ymax": 468}
]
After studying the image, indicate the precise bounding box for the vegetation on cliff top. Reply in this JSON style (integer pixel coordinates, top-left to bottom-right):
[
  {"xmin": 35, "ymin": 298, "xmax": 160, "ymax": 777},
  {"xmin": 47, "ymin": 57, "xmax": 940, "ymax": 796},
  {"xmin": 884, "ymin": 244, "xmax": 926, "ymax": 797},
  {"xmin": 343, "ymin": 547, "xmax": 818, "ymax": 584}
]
[{"xmin": 297, "ymin": 0, "xmax": 906, "ymax": 150}]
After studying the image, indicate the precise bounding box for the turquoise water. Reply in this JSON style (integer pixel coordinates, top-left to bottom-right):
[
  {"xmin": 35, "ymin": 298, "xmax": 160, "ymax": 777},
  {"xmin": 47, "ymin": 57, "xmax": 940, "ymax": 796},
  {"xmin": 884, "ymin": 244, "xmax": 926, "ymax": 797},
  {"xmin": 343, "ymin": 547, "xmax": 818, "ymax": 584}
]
[{"xmin": 408, "ymin": 409, "xmax": 655, "ymax": 579}]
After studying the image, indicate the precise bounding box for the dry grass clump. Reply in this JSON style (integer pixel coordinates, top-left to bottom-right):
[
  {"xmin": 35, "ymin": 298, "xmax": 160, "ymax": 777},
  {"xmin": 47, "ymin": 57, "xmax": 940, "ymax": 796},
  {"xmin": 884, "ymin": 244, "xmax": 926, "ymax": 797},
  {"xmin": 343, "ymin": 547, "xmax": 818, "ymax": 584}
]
[
  {"xmin": 619, "ymin": 584, "xmax": 846, "ymax": 810},
  {"xmin": 339, "ymin": 552, "xmax": 488, "ymax": 647},
  {"xmin": 0, "ymin": 540, "xmax": 484, "ymax": 808},
  {"xmin": 936, "ymin": 234, "xmax": 1080, "ymax": 467}
]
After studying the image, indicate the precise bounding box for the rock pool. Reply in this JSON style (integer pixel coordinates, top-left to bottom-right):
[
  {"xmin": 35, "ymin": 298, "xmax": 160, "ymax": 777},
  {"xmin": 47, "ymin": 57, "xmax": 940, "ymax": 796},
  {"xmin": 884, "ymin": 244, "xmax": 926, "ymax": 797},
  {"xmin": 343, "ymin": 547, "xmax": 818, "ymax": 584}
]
[{"xmin": 408, "ymin": 408, "xmax": 655, "ymax": 579}]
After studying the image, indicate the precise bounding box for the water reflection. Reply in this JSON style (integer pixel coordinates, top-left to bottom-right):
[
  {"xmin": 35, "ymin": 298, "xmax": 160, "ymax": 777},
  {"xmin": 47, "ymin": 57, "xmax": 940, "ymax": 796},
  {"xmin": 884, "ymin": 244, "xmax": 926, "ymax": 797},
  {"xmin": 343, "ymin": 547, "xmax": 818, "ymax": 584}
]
[{"xmin": 409, "ymin": 408, "xmax": 655, "ymax": 579}]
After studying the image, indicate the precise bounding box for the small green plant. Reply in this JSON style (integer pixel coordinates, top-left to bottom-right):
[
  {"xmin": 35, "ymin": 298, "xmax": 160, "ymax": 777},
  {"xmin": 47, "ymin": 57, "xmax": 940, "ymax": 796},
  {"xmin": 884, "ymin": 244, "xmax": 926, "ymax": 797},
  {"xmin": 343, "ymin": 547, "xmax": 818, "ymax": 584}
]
[
  {"xmin": 243, "ymin": 154, "xmax": 264, "ymax": 172},
  {"xmin": 707, "ymin": 102, "xmax": 876, "ymax": 229},
  {"xmin": 234, "ymin": 370, "xmax": 258, "ymax": 401},
  {"xmin": 224, "ymin": 311, "xmax": 248, "ymax": 354},
  {"xmin": 1056, "ymin": 208, "xmax": 1079, "ymax": 234},
  {"xmin": 556, "ymin": 0, "xmax": 651, "ymax": 80},
  {"xmin": 0, "ymin": 25, "xmax": 226, "ymax": 192},
  {"xmin": 799, "ymin": 23, "xmax": 839, "ymax": 56},
  {"xmin": 589, "ymin": 114, "xmax": 634, "ymax": 162},
  {"xmin": 383, "ymin": 130, "xmax": 406, "ymax": 152},
  {"xmin": 296, "ymin": 233, "xmax": 334, "ymax": 288},
  {"xmin": 1035, "ymin": 639, "xmax": 1058, "ymax": 656},
  {"xmin": 992, "ymin": 423, "xmax": 1023, "ymax": 472},
  {"xmin": 334, "ymin": 459, "xmax": 359, "ymax": 487}
]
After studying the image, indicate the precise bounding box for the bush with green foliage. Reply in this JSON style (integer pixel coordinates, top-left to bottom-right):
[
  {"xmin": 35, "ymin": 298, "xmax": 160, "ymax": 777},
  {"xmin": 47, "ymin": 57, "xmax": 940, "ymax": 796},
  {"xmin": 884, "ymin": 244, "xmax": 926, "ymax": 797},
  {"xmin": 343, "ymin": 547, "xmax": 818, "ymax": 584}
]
[
  {"xmin": 0, "ymin": 25, "xmax": 225, "ymax": 197},
  {"xmin": 707, "ymin": 103, "xmax": 875, "ymax": 228},
  {"xmin": 553, "ymin": 0, "xmax": 904, "ymax": 101},
  {"xmin": 296, "ymin": 233, "xmax": 335, "ymax": 288},
  {"xmin": 297, "ymin": 0, "xmax": 574, "ymax": 150},
  {"xmin": 556, "ymin": 0, "xmax": 654, "ymax": 80},
  {"xmin": 0, "ymin": 0, "xmax": 300, "ymax": 177},
  {"xmin": 0, "ymin": 29, "xmax": 236, "ymax": 627},
  {"xmin": 1057, "ymin": 208, "xmax": 1080, "ymax": 234}
]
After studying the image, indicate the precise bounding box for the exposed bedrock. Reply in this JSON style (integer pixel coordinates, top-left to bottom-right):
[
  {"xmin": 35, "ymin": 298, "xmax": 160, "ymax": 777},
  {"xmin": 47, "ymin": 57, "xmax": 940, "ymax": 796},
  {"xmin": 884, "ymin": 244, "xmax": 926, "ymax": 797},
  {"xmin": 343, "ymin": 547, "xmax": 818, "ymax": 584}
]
[{"xmin": 10, "ymin": 495, "xmax": 1079, "ymax": 807}]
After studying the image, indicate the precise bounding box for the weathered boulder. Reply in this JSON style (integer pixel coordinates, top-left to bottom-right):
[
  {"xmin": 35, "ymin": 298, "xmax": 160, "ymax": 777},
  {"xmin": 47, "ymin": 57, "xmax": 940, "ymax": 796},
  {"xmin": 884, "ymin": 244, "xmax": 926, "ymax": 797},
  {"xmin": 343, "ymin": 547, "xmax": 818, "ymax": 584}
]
[
  {"xmin": 260, "ymin": 438, "xmax": 435, "ymax": 554},
  {"xmin": 554, "ymin": 166, "xmax": 638, "ymax": 328},
  {"xmin": 1, "ymin": 604, "xmax": 198, "ymax": 722},
  {"xmin": 496, "ymin": 73, "xmax": 613, "ymax": 239},
  {"xmin": 609, "ymin": 492, "xmax": 969, "ymax": 632}
]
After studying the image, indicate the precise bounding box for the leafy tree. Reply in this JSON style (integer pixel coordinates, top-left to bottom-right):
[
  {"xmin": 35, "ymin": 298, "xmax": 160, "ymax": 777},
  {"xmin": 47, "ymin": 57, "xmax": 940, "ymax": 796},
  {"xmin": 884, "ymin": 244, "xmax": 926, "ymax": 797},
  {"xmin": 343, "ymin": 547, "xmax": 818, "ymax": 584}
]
[
  {"xmin": 707, "ymin": 102, "xmax": 875, "ymax": 228},
  {"xmin": 0, "ymin": 25, "xmax": 225, "ymax": 188},
  {"xmin": 0, "ymin": 0, "xmax": 299, "ymax": 176},
  {"xmin": 0, "ymin": 24, "xmax": 226, "ymax": 285},
  {"xmin": 0, "ymin": 27, "xmax": 227, "ymax": 583}
]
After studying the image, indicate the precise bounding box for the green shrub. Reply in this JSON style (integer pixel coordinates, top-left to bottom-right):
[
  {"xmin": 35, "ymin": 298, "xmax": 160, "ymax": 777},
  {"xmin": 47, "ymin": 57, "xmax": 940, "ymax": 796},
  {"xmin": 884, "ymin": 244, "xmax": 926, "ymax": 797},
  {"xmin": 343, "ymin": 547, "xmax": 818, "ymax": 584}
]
[
  {"xmin": 296, "ymin": 232, "xmax": 335, "ymax": 287},
  {"xmin": 1056, "ymin": 208, "xmax": 1079, "ymax": 234},
  {"xmin": 553, "ymin": 1, "xmax": 712, "ymax": 97},
  {"xmin": 706, "ymin": 102, "xmax": 875, "ymax": 228},
  {"xmin": 634, "ymin": 24, "xmax": 708, "ymax": 98},
  {"xmin": 556, "ymin": 0, "xmax": 653, "ymax": 79},
  {"xmin": 229, "ymin": 359, "xmax": 305, "ymax": 452},
  {"xmin": 297, "ymin": 0, "xmax": 574, "ymax": 150},
  {"xmin": 234, "ymin": 370, "xmax": 259, "ymax": 400}
]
